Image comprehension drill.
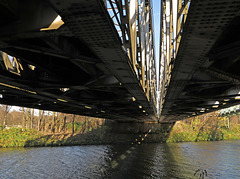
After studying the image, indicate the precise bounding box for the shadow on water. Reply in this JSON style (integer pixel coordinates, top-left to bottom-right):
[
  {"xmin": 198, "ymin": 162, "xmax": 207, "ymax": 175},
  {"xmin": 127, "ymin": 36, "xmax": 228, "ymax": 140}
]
[
  {"xmin": 2, "ymin": 140, "xmax": 240, "ymax": 178},
  {"xmin": 3, "ymin": 128, "xmax": 240, "ymax": 178},
  {"xmin": 99, "ymin": 142, "xmax": 203, "ymax": 179},
  {"xmin": 100, "ymin": 144, "xmax": 160, "ymax": 179},
  {"xmin": 22, "ymin": 121, "xmax": 182, "ymax": 177},
  {"xmin": 1, "ymin": 142, "xmax": 178, "ymax": 178}
]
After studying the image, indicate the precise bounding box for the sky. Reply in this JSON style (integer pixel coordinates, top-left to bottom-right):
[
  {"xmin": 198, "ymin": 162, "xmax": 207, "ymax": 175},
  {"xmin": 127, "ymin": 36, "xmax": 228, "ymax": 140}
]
[{"xmin": 152, "ymin": 0, "xmax": 161, "ymax": 88}]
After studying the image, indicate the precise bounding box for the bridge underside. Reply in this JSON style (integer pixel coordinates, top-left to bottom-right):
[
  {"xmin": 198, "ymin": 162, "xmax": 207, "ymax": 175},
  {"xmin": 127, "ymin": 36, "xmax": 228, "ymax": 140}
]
[
  {"xmin": 0, "ymin": 0, "xmax": 156, "ymax": 121},
  {"xmin": 161, "ymin": 0, "xmax": 240, "ymax": 122}
]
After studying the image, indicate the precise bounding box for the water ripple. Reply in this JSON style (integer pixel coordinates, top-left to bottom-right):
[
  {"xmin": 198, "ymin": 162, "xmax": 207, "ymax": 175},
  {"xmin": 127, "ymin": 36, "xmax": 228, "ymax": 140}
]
[{"xmin": 0, "ymin": 141, "xmax": 240, "ymax": 178}]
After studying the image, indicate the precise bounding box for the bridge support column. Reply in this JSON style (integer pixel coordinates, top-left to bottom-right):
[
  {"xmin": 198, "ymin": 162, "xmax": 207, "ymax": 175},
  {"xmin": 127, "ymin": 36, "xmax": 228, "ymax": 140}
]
[{"xmin": 105, "ymin": 121, "xmax": 175, "ymax": 143}]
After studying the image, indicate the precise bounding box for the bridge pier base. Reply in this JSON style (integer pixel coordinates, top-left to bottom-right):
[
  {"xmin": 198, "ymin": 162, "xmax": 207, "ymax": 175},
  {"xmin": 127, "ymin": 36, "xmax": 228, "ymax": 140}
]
[{"xmin": 105, "ymin": 121, "xmax": 175, "ymax": 143}]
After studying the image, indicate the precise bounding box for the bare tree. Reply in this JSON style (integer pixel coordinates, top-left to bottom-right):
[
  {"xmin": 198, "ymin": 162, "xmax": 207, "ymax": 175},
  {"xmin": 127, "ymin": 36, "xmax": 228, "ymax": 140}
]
[
  {"xmin": 45, "ymin": 111, "xmax": 51, "ymax": 133},
  {"xmin": 51, "ymin": 112, "xmax": 58, "ymax": 133},
  {"xmin": 61, "ymin": 115, "xmax": 66, "ymax": 133},
  {"xmin": 21, "ymin": 107, "xmax": 26, "ymax": 128},
  {"xmin": 30, "ymin": 109, "xmax": 34, "ymax": 129},
  {"xmin": 26, "ymin": 108, "xmax": 31, "ymax": 129},
  {"xmin": 72, "ymin": 114, "xmax": 75, "ymax": 134},
  {"xmin": 57, "ymin": 113, "xmax": 64, "ymax": 133},
  {"xmin": 42, "ymin": 111, "xmax": 46, "ymax": 132},
  {"xmin": 38, "ymin": 110, "xmax": 44, "ymax": 131},
  {"xmin": 81, "ymin": 116, "xmax": 87, "ymax": 133},
  {"xmin": 2, "ymin": 105, "xmax": 12, "ymax": 128}
]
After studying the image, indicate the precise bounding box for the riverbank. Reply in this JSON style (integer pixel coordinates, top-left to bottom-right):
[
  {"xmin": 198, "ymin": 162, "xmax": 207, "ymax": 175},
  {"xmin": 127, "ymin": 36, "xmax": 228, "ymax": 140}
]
[
  {"xmin": 0, "ymin": 121, "xmax": 172, "ymax": 147},
  {"xmin": 1, "ymin": 113, "xmax": 240, "ymax": 147},
  {"xmin": 0, "ymin": 125, "xmax": 168, "ymax": 147},
  {"xmin": 0, "ymin": 126, "xmax": 111, "ymax": 148},
  {"xmin": 167, "ymin": 114, "xmax": 240, "ymax": 142},
  {"xmin": 0, "ymin": 128, "xmax": 42, "ymax": 148}
]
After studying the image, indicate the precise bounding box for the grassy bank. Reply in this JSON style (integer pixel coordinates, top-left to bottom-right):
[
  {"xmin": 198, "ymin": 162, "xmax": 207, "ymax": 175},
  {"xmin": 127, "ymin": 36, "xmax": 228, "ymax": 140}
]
[
  {"xmin": 2, "ymin": 113, "xmax": 240, "ymax": 148},
  {"xmin": 0, "ymin": 128, "xmax": 42, "ymax": 148},
  {"xmin": 0, "ymin": 126, "xmax": 110, "ymax": 148},
  {"xmin": 167, "ymin": 114, "xmax": 240, "ymax": 143}
]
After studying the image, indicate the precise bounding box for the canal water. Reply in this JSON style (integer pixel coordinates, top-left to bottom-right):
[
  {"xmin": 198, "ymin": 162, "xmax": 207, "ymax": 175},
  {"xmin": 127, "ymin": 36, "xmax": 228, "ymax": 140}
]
[{"xmin": 0, "ymin": 140, "xmax": 240, "ymax": 179}]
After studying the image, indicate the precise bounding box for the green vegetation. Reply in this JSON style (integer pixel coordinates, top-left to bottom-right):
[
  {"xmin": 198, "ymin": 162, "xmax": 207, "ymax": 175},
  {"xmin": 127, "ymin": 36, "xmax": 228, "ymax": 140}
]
[
  {"xmin": 25, "ymin": 125, "xmax": 110, "ymax": 147},
  {"xmin": 2, "ymin": 104, "xmax": 240, "ymax": 148},
  {"xmin": 65, "ymin": 121, "xmax": 100, "ymax": 133},
  {"xmin": 0, "ymin": 104, "xmax": 106, "ymax": 148},
  {"xmin": 66, "ymin": 122, "xmax": 83, "ymax": 132},
  {"xmin": 167, "ymin": 113, "xmax": 240, "ymax": 143},
  {"xmin": 0, "ymin": 122, "xmax": 108, "ymax": 148},
  {"xmin": 0, "ymin": 128, "xmax": 42, "ymax": 148}
]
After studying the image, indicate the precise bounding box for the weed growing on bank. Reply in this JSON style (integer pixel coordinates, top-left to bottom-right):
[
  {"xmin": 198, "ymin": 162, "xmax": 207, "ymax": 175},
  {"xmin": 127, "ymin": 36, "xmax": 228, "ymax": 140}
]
[
  {"xmin": 167, "ymin": 113, "xmax": 240, "ymax": 143},
  {"xmin": 0, "ymin": 128, "xmax": 42, "ymax": 147},
  {"xmin": 0, "ymin": 125, "xmax": 110, "ymax": 148}
]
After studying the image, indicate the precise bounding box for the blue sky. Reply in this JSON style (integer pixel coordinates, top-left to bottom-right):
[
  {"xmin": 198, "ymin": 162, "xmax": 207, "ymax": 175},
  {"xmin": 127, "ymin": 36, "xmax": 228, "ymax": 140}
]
[{"xmin": 153, "ymin": 0, "xmax": 161, "ymax": 87}]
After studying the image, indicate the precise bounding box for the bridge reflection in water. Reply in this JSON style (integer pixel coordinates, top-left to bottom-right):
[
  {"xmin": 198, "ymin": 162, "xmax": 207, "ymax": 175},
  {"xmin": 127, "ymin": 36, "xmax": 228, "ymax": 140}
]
[{"xmin": 1, "ymin": 141, "xmax": 240, "ymax": 178}]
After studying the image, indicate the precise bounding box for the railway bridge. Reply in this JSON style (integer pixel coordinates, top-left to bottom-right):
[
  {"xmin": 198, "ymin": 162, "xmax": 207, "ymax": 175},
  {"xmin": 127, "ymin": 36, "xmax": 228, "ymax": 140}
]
[
  {"xmin": 0, "ymin": 0, "xmax": 157, "ymax": 122},
  {"xmin": 0, "ymin": 0, "xmax": 240, "ymax": 123}
]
